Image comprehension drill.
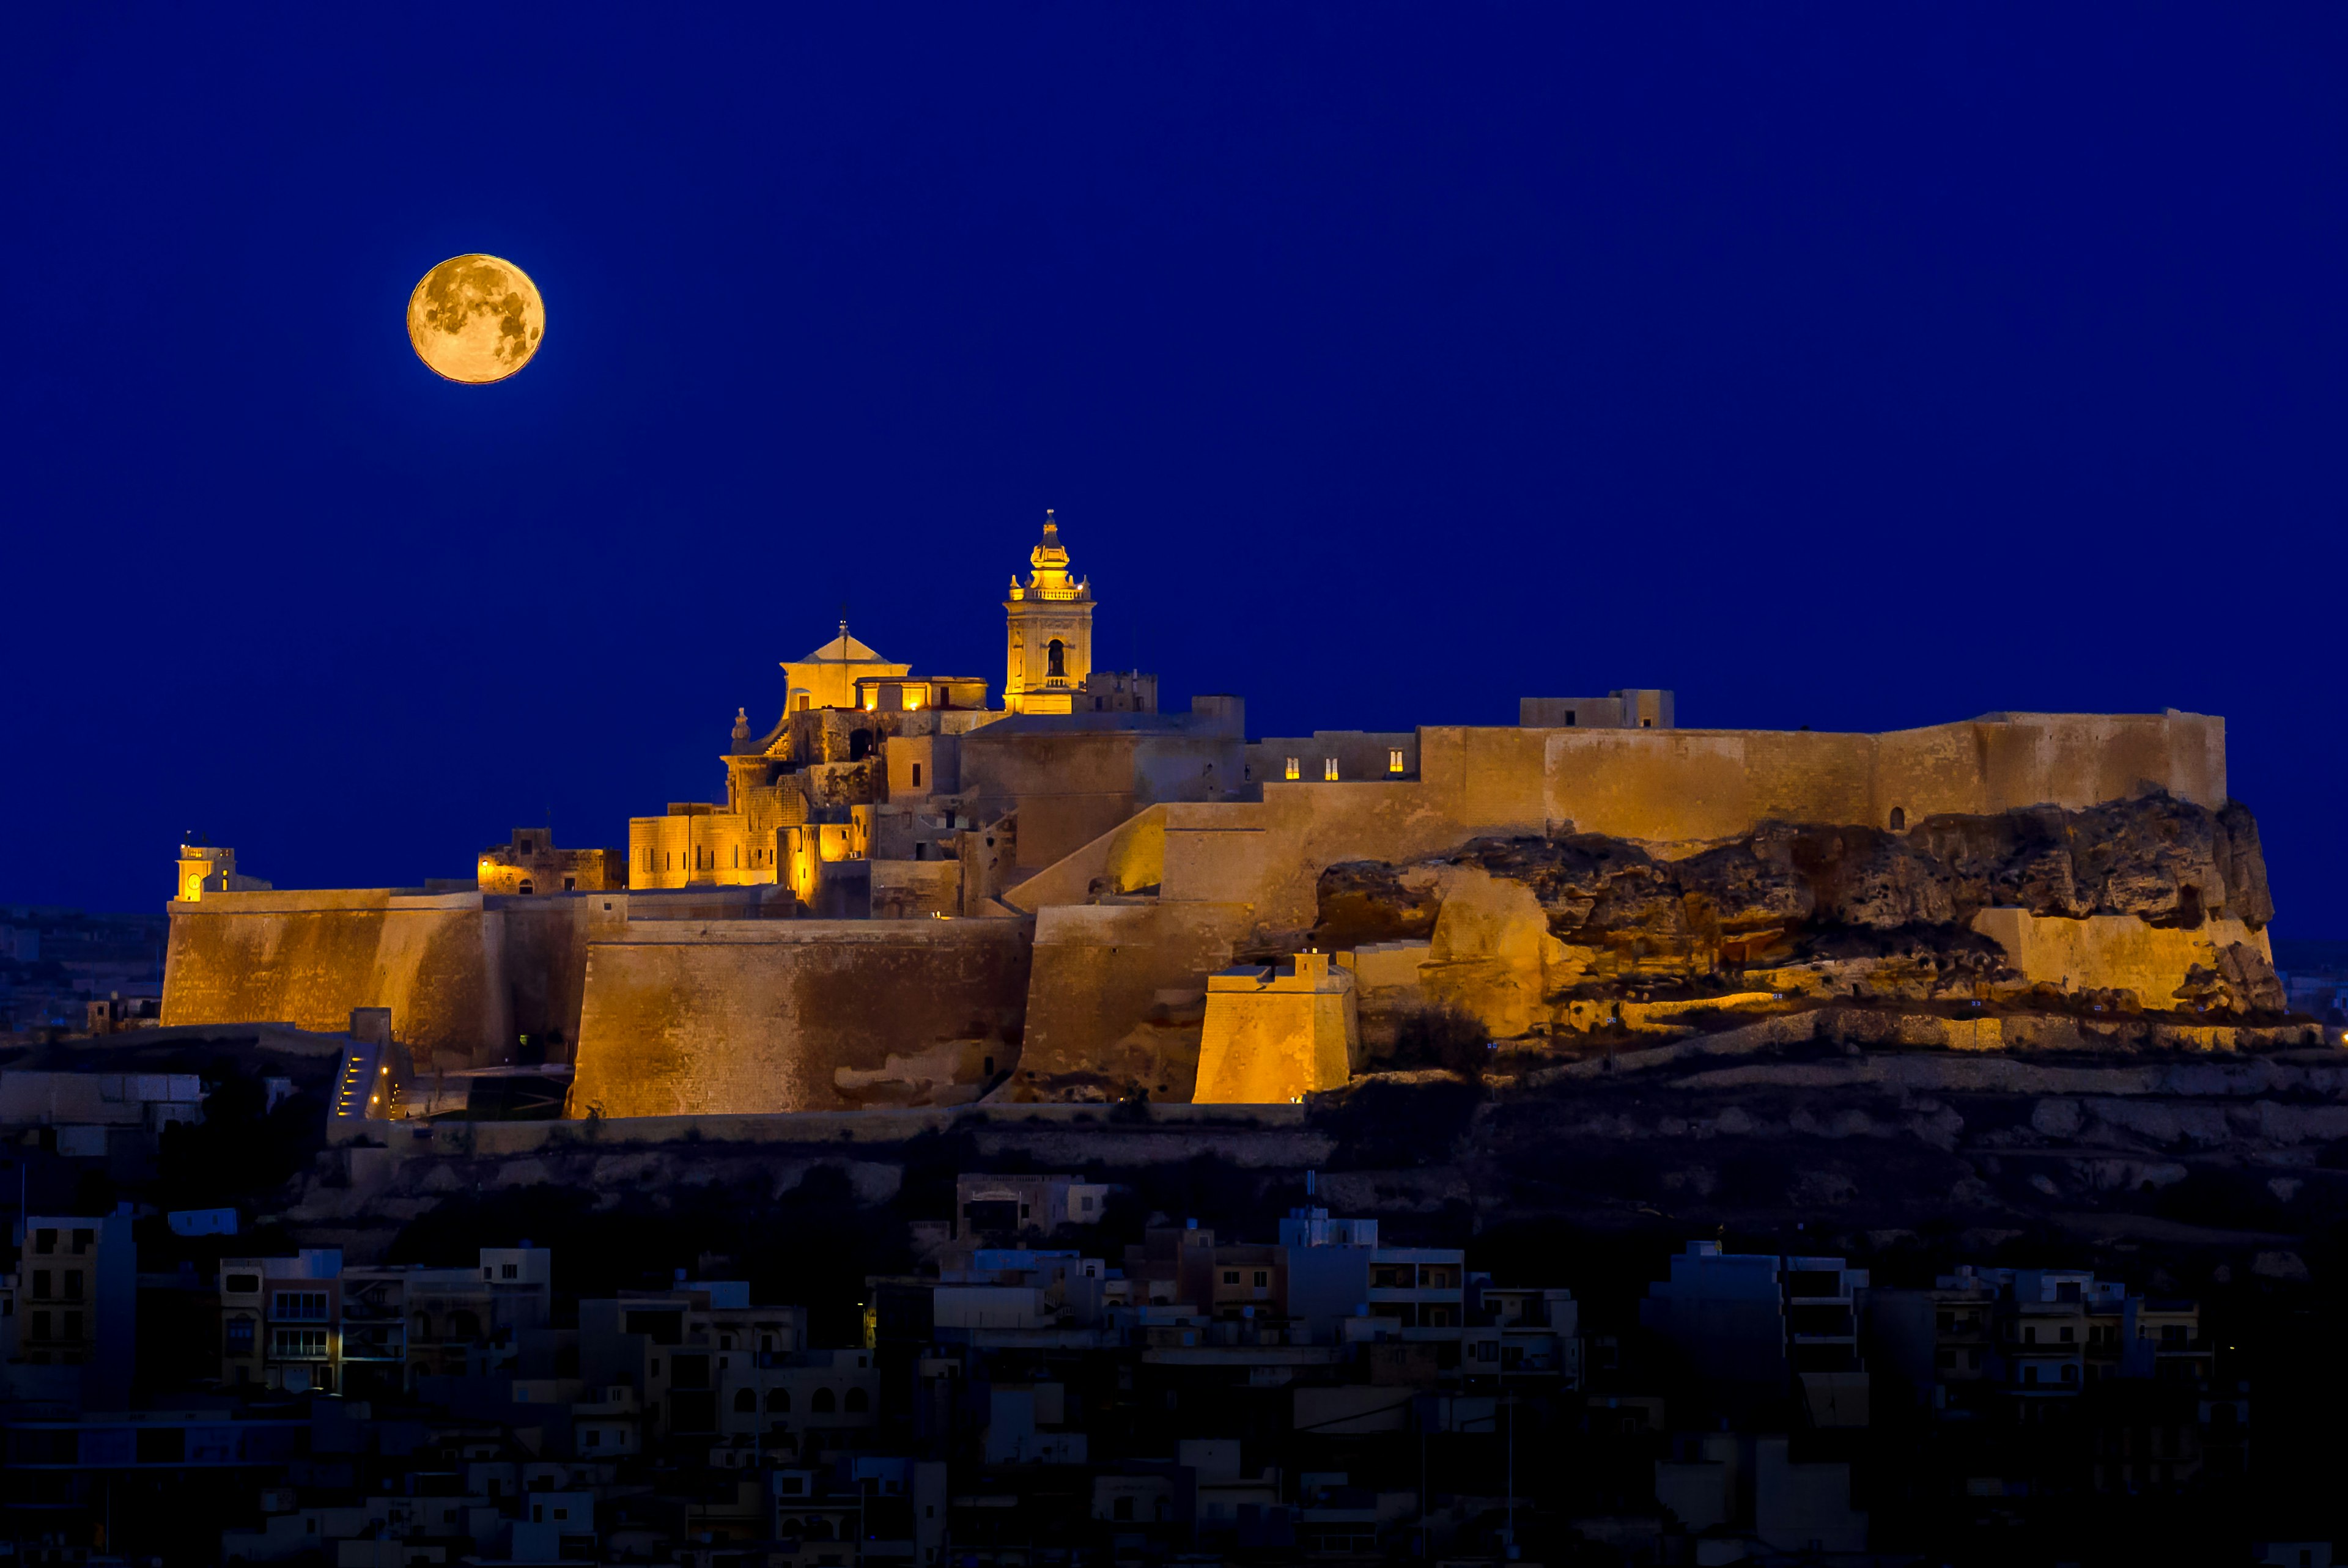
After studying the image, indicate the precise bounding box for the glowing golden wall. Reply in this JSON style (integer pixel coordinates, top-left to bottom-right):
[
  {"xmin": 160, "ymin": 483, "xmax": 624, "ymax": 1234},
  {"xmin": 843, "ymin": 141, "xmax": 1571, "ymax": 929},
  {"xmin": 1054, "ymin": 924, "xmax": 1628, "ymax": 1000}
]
[{"xmin": 567, "ymin": 919, "xmax": 1032, "ymax": 1117}]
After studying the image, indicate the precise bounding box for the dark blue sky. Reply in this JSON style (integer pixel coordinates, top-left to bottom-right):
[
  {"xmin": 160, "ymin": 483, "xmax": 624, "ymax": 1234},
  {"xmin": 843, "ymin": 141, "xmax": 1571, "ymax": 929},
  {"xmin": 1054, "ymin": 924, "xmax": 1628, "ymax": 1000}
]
[{"xmin": 8, "ymin": 7, "xmax": 2344, "ymax": 928}]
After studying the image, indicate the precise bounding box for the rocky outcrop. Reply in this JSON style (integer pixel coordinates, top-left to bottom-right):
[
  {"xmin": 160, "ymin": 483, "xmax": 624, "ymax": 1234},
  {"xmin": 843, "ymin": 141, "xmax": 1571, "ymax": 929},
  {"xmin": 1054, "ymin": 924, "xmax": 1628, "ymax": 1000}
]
[{"xmin": 1311, "ymin": 793, "xmax": 2283, "ymax": 1034}]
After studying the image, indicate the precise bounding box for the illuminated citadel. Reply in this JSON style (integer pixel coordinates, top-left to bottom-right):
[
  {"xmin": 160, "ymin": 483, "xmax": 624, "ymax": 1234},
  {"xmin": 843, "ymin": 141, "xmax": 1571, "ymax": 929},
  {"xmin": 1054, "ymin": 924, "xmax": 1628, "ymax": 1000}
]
[{"xmin": 161, "ymin": 514, "xmax": 2283, "ymax": 1116}]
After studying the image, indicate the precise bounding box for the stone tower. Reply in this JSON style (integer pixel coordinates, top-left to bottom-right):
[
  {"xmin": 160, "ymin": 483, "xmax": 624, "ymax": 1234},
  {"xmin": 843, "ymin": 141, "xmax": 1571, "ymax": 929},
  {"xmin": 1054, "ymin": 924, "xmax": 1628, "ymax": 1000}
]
[{"xmin": 1003, "ymin": 510, "xmax": 1094, "ymax": 715}]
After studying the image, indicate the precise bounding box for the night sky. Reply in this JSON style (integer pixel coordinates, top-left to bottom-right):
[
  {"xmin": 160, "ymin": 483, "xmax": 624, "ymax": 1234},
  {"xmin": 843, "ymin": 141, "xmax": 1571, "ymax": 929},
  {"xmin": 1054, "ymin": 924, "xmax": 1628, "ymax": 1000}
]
[{"xmin": 8, "ymin": 9, "xmax": 2344, "ymax": 929}]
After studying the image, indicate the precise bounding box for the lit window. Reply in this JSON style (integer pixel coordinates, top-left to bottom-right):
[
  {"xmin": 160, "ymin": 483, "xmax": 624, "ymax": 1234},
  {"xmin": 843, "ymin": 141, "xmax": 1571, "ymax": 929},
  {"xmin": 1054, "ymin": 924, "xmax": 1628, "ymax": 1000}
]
[
  {"xmin": 1323, "ymin": 757, "xmax": 1338, "ymax": 781},
  {"xmin": 1283, "ymin": 758, "xmax": 1299, "ymax": 781},
  {"xmin": 1387, "ymin": 749, "xmax": 1404, "ymax": 774}
]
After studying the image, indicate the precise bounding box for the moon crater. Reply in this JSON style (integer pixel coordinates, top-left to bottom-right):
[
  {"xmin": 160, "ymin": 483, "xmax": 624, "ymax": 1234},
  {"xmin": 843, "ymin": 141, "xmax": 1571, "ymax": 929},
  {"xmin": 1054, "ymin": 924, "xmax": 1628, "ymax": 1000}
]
[{"xmin": 406, "ymin": 254, "xmax": 545, "ymax": 384}]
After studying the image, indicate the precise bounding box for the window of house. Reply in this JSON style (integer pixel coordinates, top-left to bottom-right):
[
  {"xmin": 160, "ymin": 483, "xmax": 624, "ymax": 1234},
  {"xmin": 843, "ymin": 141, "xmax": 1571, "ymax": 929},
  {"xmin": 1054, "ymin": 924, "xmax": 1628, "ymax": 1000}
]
[
  {"xmin": 31, "ymin": 1311, "xmax": 50, "ymax": 1341},
  {"xmin": 1223, "ymin": 1271, "xmax": 1239, "ymax": 1285},
  {"xmin": 1388, "ymin": 749, "xmax": 1404, "ymax": 774},
  {"xmin": 1323, "ymin": 757, "xmax": 1338, "ymax": 781},
  {"xmin": 271, "ymin": 1327, "xmax": 328, "ymax": 1359},
  {"xmin": 503, "ymin": 1264, "xmax": 518, "ymax": 1279},
  {"xmin": 62, "ymin": 1273, "xmax": 81, "ymax": 1301},
  {"xmin": 1283, "ymin": 757, "xmax": 1299, "ymax": 781},
  {"xmin": 31, "ymin": 1272, "xmax": 50, "ymax": 1300},
  {"xmin": 71, "ymin": 1230, "xmax": 92, "ymax": 1254},
  {"xmin": 1889, "ymin": 806, "xmax": 1907, "ymax": 831},
  {"xmin": 1640, "ymin": 718, "xmax": 1653, "ymax": 728},
  {"xmin": 226, "ymin": 1317, "xmax": 256, "ymax": 1354},
  {"xmin": 1253, "ymin": 1272, "xmax": 1268, "ymax": 1287},
  {"xmin": 812, "ymin": 1388, "xmax": 835, "ymax": 1413},
  {"xmin": 911, "ymin": 763, "xmax": 922, "ymax": 788},
  {"xmin": 34, "ymin": 1229, "xmax": 54, "ymax": 1256}
]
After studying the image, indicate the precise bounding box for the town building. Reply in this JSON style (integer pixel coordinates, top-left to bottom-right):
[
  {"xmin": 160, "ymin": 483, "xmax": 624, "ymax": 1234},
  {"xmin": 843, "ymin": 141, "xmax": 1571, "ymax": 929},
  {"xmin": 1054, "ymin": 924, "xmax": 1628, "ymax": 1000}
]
[{"xmin": 7, "ymin": 1211, "xmax": 135, "ymax": 1408}]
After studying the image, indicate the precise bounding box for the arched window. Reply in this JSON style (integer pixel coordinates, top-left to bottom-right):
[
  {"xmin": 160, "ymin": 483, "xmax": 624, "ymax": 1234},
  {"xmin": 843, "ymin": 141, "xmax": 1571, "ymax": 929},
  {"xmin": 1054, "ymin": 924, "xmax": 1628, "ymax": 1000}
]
[
  {"xmin": 517, "ymin": 880, "xmax": 534, "ymax": 896},
  {"xmin": 1888, "ymin": 806, "xmax": 1907, "ymax": 831},
  {"xmin": 844, "ymin": 1387, "xmax": 869, "ymax": 1413},
  {"xmin": 1046, "ymin": 638, "xmax": 1065, "ymax": 678},
  {"xmin": 812, "ymin": 1387, "xmax": 836, "ymax": 1413},
  {"xmin": 733, "ymin": 1388, "xmax": 756, "ymax": 1413},
  {"xmin": 766, "ymin": 1388, "xmax": 789, "ymax": 1412}
]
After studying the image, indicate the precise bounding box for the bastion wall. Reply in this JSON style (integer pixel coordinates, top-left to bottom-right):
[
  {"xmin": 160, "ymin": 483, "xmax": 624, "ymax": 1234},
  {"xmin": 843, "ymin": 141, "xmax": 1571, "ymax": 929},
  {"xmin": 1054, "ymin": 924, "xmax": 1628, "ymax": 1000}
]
[
  {"xmin": 1007, "ymin": 711, "xmax": 2240, "ymax": 1075},
  {"xmin": 162, "ymin": 886, "xmax": 791, "ymax": 1070},
  {"xmin": 567, "ymin": 918, "xmax": 1033, "ymax": 1118},
  {"xmin": 161, "ymin": 889, "xmax": 528, "ymax": 1067}
]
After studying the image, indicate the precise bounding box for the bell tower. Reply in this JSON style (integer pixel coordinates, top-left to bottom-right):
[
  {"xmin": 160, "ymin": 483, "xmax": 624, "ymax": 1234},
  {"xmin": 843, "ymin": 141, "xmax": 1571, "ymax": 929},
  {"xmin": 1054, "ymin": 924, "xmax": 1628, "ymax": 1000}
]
[{"xmin": 1003, "ymin": 510, "xmax": 1095, "ymax": 715}]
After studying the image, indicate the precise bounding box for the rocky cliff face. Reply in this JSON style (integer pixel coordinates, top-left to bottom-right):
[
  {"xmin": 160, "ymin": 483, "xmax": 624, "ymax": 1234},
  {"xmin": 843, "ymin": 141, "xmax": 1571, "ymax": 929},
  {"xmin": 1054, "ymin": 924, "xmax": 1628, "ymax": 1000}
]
[{"xmin": 1313, "ymin": 793, "xmax": 2281, "ymax": 1025}]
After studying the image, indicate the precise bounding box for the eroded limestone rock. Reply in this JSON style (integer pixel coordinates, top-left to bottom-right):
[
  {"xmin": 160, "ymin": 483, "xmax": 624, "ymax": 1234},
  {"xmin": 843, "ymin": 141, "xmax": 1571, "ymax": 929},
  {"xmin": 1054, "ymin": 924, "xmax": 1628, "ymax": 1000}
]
[{"xmin": 1311, "ymin": 792, "xmax": 2282, "ymax": 1039}]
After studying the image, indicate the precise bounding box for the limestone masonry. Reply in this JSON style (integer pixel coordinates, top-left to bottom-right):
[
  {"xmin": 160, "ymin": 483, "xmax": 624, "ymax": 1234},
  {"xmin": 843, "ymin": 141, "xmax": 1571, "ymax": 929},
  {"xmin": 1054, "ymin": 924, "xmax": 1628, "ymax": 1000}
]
[{"xmin": 159, "ymin": 515, "xmax": 2295, "ymax": 1115}]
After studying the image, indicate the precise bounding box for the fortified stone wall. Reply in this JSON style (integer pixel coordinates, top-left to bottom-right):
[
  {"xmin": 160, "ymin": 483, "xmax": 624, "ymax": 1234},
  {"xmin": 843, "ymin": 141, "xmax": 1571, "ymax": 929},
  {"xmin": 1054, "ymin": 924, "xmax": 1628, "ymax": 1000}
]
[
  {"xmin": 161, "ymin": 890, "xmax": 531, "ymax": 1069},
  {"xmin": 568, "ymin": 919, "xmax": 1033, "ymax": 1117},
  {"xmin": 162, "ymin": 886, "xmax": 794, "ymax": 1071},
  {"xmin": 959, "ymin": 721, "xmax": 1246, "ymax": 874},
  {"xmin": 1014, "ymin": 899, "xmax": 1251, "ymax": 1100},
  {"xmin": 1002, "ymin": 712, "xmax": 2242, "ymax": 1082}
]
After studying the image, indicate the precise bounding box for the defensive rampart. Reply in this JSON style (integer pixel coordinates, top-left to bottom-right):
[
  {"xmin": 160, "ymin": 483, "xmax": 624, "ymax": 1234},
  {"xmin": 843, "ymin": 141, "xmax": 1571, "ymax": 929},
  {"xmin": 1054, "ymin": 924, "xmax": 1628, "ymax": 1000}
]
[
  {"xmin": 1006, "ymin": 711, "xmax": 2242, "ymax": 1080},
  {"xmin": 161, "ymin": 889, "xmax": 543, "ymax": 1068},
  {"xmin": 568, "ymin": 918, "xmax": 1033, "ymax": 1117},
  {"xmin": 161, "ymin": 887, "xmax": 793, "ymax": 1070}
]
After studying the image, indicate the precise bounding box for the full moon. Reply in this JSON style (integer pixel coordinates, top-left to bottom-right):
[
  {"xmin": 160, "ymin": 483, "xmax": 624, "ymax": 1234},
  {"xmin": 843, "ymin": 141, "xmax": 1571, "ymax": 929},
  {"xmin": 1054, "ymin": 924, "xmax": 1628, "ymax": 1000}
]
[{"xmin": 405, "ymin": 254, "xmax": 545, "ymax": 384}]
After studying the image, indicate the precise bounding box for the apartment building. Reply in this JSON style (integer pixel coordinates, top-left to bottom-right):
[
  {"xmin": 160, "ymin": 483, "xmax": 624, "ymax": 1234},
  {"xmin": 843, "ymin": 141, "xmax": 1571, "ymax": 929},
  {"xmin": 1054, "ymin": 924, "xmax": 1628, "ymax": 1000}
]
[
  {"xmin": 218, "ymin": 1246, "xmax": 552, "ymax": 1395},
  {"xmin": 9, "ymin": 1212, "xmax": 135, "ymax": 1407}
]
